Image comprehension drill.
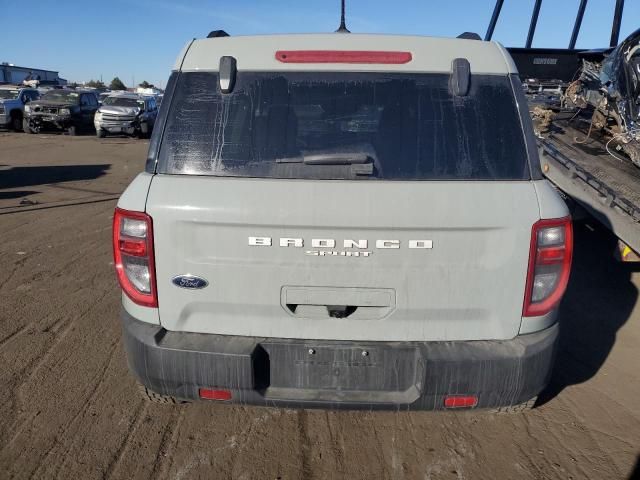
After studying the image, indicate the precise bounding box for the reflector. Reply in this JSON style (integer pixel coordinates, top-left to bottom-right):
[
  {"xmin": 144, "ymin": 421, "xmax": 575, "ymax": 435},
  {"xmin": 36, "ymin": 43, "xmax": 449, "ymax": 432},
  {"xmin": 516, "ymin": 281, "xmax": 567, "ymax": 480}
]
[
  {"xmin": 199, "ymin": 388, "xmax": 232, "ymax": 401},
  {"xmin": 444, "ymin": 395, "xmax": 478, "ymax": 408}
]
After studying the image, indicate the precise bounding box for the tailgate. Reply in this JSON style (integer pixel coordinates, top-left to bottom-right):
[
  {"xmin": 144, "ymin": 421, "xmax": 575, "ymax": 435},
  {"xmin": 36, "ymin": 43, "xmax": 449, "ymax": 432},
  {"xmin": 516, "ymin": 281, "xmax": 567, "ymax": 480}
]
[{"xmin": 147, "ymin": 176, "xmax": 539, "ymax": 341}]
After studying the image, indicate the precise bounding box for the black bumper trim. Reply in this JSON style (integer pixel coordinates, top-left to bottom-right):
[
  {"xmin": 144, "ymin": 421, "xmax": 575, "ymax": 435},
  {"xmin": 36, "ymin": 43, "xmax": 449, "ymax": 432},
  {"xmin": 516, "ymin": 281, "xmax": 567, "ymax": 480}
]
[{"xmin": 121, "ymin": 310, "xmax": 558, "ymax": 410}]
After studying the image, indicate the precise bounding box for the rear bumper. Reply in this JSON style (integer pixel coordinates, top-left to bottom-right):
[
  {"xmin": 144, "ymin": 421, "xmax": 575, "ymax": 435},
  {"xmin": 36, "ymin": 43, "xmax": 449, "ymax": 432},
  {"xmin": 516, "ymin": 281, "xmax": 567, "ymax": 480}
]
[{"xmin": 122, "ymin": 310, "xmax": 558, "ymax": 410}]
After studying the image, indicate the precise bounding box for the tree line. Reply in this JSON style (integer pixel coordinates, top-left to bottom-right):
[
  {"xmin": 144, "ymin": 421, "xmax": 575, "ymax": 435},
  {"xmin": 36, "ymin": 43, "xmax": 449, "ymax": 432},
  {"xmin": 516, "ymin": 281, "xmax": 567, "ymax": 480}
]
[{"xmin": 68, "ymin": 78, "xmax": 156, "ymax": 90}]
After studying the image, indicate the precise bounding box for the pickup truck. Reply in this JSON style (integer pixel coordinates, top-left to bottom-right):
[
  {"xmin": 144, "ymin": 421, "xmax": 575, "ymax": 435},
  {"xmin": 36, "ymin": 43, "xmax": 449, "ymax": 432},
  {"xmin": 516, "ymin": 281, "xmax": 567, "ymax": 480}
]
[{"xmin": 0, "ymin": 85, "xmax": 40, "ymax": 131}]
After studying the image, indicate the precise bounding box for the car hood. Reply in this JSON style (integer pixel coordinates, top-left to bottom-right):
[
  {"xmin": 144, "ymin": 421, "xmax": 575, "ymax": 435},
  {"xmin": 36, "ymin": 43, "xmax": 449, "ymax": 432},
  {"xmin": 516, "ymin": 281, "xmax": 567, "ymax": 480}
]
[
  {"xmin": 99, "ymin": 105, "xmax": 141, "ymax": 116},
  {"xmin": 31, "ymin": 100, "xmax": 77, "ymax": 108}
]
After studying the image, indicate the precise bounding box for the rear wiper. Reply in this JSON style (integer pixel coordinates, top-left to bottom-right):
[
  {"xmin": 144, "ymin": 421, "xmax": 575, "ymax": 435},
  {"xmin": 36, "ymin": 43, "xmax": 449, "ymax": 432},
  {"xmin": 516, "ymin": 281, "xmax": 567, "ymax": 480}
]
[
  {"xmin": 275, "ymin": 144, "xmax": 378, "ymax": 175},
  {"xmin": 276, "ymin": 152, "xmax": 370, "ymax": 165}
]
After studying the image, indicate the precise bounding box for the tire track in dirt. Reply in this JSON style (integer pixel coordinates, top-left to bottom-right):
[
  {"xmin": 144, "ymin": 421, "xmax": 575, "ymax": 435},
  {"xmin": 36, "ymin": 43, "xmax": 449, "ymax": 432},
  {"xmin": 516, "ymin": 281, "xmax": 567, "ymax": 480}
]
[
  {"xmin": 0, "ymin": 325, "xmax": 28, "ymax": 349},
  {"xmin": 296, "ymin": 410, "xmax": 313, "ymax": 479},
  {"xmin": 0, "ymin": 291, "xmax": 120, "ymax": 477},
  {"xmin": 102, "ymin": 400, "xmax": 147, "ymax": 480},
  {"xmin": 152, "ymin": 408, "xmax": 186, "ymax": 480},
  {"xmin": 30, "ymin": 341, "xmax": 122, "ymax": 478},
  {"xmin": 323, "ymin": 411, "xmax": 346, "ymax": 474}
]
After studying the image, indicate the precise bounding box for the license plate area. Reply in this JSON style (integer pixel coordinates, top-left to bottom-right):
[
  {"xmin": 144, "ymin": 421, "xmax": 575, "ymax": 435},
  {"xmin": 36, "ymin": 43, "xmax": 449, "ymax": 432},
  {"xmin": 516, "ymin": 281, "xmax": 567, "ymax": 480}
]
[{"xmin": 260, "ymin": 342, "xmax": 423, "ymax": 403}]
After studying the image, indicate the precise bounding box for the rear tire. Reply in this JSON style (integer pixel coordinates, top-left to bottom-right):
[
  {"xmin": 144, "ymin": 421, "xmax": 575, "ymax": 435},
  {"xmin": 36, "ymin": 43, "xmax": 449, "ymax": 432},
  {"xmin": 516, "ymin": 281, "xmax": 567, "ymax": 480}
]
[
  {"xmin": 492, "ymin": 397, "xmax": 537, "ymax": 414},
  {"xmin": 11, "ymin": 113, "xmax": 23, "ymax": 132},
  {"xmin": 139, "ymin": 122, "xmax": 149, "ymax": 139},
  {"xmin": 137, "ymin": 383, "xmax": 187, "ymax": 405}
]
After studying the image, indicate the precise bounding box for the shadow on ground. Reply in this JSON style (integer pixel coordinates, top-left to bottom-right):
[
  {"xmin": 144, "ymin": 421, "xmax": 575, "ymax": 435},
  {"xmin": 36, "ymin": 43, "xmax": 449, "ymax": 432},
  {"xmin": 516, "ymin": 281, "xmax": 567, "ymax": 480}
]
[
  {"xmin": 629, "ymin": 456, "xmax": 640, "ymax": 480},
  {"xmin": 0, "ymin": 190, "xmax": 39, "ymax": 200},
  {"xmin": 538, "ymin": 221, "xmax": 639, "ymax": 406},
  {"xmin": 0, "ymin": 165, "xmax": 110, "ymax": 190}
]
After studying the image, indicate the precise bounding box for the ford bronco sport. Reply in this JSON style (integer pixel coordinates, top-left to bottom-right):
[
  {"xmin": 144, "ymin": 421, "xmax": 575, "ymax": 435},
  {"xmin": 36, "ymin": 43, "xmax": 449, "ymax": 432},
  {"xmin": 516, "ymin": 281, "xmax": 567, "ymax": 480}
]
[{"xmin": 114, "ymin": 33, "xmax": 572, "ymax": 411}]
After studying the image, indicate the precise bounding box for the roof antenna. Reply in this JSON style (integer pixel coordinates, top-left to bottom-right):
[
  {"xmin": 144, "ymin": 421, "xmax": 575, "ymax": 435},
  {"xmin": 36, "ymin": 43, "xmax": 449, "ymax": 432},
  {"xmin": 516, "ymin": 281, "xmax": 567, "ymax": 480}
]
[{"xmin": 335, "ymin": 0, "xmax": 350, "ymax": 33}]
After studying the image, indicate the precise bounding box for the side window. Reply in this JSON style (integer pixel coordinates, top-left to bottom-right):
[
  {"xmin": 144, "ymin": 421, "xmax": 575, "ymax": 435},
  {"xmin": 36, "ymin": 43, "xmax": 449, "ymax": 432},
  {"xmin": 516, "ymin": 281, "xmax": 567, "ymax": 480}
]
[
  {"xmin": 22, "ymin": 91, "xmax": 37, "ymax": 103},
  {"xmin": 80, "ymin": 94, "xmax": 89, "ymax": 106},
  {"xmin": 91, "ymin": 94, "xmax": 98, "ymax": 107}
]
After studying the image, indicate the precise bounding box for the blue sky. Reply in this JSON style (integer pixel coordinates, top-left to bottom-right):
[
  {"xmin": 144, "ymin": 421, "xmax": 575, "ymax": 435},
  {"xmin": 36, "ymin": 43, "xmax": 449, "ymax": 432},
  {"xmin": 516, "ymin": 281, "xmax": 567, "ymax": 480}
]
[{"xmin": 3, "ymin": 0, "xmax": 639, "ymax": 88}]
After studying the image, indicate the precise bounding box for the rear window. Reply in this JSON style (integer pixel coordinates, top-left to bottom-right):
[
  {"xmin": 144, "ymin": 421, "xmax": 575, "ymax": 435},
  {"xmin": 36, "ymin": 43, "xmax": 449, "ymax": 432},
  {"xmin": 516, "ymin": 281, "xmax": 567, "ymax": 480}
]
[{"xmin": 156, "ymin": 71, "xmax": 530, "ymax": 180}]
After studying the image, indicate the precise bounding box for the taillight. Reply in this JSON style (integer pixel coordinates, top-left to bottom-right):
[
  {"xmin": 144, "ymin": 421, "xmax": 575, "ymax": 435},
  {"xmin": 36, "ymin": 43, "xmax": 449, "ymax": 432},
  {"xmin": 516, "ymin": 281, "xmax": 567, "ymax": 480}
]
[
  {"xmin": 523, "ymin": 217, "xmax": 573, "ymax": 317},
  {"xmin": 113, "ymin": 208, "xmax": 157, "ymax": 307}
]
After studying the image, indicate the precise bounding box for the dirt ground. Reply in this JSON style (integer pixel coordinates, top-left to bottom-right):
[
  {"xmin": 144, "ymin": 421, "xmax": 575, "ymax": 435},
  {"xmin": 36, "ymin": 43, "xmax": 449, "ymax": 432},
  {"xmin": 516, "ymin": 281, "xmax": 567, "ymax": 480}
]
[{"xmin": 1, "ymin": 131, "xmax": 639, "ymax": 480}]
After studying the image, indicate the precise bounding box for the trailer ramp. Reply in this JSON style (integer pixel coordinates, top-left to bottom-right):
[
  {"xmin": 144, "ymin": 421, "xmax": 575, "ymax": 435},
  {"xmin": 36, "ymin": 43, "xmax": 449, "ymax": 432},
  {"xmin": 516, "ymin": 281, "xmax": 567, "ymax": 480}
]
[{"xmin": 539, "ymin": 121, "xmax": 640, "ymax": 254}]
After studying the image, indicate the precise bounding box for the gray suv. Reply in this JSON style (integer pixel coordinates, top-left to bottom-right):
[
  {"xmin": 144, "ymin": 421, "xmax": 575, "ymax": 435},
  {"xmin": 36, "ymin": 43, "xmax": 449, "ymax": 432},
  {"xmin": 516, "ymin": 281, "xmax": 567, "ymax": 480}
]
[{"xmin": 113, "ymin": 33, "xmax": 572, "ymax": 411}]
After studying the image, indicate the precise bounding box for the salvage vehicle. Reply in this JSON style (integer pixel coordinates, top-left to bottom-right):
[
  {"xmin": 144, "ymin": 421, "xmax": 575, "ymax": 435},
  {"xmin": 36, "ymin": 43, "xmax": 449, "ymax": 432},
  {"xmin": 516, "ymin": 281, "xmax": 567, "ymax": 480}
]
[
  {"xmin": 113, "ymin": 30, "xmax": 572, "ymax": 411},
  {"xmin": 23, "ymin": 89, "xmax": 99, "ymax": 135},
  {"xmin": 0, "ymin": 85, "xmax": 39, "ymax": 131},
  {"xmin": 562, "ymin": 28, "xmax": 640, "ymax": 167},
  {"xmin": 488, "ymin": 0, "xmax": 640, "ymax": 260},
  {"xmin": 94, "ymin": 93, "xmax": 158, "ymax": 138}
]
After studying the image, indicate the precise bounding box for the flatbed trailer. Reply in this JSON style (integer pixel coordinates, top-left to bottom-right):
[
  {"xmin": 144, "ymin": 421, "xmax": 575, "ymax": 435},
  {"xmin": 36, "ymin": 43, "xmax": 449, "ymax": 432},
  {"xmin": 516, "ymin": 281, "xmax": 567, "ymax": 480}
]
[
  {"xmin": 538, "ymin": 121, "xmax": 640, "ymax": 256},
  {"xmin": 484, "ymin": 0, "xmax": 639, "ymax": 256}
]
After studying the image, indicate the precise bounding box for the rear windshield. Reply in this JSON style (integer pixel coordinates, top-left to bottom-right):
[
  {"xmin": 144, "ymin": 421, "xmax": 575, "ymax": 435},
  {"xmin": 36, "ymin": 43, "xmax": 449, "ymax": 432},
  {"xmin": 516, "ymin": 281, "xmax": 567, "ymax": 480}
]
[{"xmin": 156, "ymin": 72, "xmax": 530, "ymax": 180}]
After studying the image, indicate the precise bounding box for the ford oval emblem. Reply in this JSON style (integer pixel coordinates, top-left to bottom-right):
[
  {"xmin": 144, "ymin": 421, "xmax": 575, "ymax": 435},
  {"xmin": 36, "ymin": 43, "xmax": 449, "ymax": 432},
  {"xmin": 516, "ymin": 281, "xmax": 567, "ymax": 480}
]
[{"xmin": 172, "ymin": 275, "xmax": 209, "ymax": 290}]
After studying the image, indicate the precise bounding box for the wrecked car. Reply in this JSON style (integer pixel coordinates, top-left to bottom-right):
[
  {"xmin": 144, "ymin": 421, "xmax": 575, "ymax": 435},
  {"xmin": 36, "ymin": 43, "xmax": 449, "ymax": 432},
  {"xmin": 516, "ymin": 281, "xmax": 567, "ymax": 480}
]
[
  {"xmin": 23, "ymin": 90, "xmax": 99, "ymax": 135},
  {"xmin": 94, "ymin": 93, "xmax": 158, "ymax": 138},
  {"xmin": 563, "ymin": 28, "xmax": 640, "ymax": 166}
]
